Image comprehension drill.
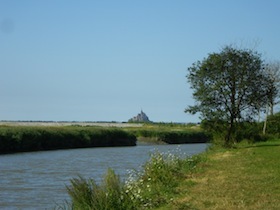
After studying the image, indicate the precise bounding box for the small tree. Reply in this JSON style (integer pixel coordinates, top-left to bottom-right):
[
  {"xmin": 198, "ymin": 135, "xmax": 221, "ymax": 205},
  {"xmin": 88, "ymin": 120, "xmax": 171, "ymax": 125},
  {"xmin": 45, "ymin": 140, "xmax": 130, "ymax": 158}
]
[
  {"xmin": 186, "ymin": 46, "xmax": 268, "ymax": 146},
  {"xmin": 262, "ymin": 61, "xmax": 280, "ymax": 134},
  {"xmin": 264, "ymin": 61, "xmax": 280, "ymax": 116}
]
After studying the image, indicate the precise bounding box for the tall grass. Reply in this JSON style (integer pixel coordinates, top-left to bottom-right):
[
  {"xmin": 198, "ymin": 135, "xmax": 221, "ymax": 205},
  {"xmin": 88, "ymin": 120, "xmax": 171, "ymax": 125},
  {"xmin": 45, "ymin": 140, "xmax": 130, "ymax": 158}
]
[
  {"xmin": 0, "ymin": 126, "xmax": 136, "ymax": 154},
  {"xmin": 62, "ymin": 148, "xmax": 203, "ymax": 209},
  {"xmin": 66, "ymin": 169, "xmax": 134, "ymax": 210}
]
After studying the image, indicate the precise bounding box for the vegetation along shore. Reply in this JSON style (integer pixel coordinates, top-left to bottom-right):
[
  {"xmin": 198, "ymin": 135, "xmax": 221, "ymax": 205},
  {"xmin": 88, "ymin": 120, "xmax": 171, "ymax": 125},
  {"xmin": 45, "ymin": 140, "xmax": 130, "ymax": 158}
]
[
  {"xmin": 0, "ymin": 122, "xmax": 209, "ymax": 154},
  {"xmin": 0, "ymin": 126, "xmax": 137, "ymax": 154},
  {"xmin": 55, "ymin": 114, "xmax": 280, "ymax": 209},
  {"xmin": 58, "ymin": 139, "xmax": 280, "ymax": 210}
]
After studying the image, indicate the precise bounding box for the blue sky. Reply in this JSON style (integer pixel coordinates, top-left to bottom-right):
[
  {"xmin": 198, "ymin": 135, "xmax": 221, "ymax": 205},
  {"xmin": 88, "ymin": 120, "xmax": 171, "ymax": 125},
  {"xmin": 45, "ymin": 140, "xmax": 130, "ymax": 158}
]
[{"xmin": 0, "ymin": 0, "xmax": 279, "ymax": 122}]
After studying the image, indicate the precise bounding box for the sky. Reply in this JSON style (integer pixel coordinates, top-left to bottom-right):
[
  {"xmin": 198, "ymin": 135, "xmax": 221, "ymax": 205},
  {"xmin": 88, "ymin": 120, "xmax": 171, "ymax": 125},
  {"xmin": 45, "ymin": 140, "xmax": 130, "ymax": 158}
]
[{"xmin": 0, "ymin": 0, "xmax": 280, "ymax": 123}]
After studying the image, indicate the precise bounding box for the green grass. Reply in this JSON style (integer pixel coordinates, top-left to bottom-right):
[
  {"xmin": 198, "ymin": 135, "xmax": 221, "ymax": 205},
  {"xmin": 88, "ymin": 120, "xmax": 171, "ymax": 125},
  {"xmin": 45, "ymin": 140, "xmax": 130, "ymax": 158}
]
[{"xmin": 158, "ymin": 139, "xmax": 280, "ymax": 210}]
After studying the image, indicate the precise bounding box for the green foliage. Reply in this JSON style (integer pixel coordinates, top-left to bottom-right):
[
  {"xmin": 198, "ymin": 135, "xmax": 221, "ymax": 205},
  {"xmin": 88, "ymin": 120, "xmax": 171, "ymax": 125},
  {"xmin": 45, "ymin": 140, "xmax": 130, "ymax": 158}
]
[
  {"xmin": 66, "ymin": 169, "xmax": 134, "ymax": 210},
  {"xmin": 0, "ymin": 126, "xmax": 136, "ymax": 154},
  {"xmin": 0, "ymin": 123, "xmax": 210, "ymax": 154},
  {"xmin": 63, "ymin": 149, "xmax": 204, "ymax": 209},
  {"xmin": 125, "ymin": 123, "xmax": 210, "ymax": 144},
  {"xmin": 124, "ymin": 150, "xmax": 203, "ymax": 208},
  {"xmin": 157, "ymin": 131, "xmax": 210, "ymax": 144},
  {"xmin": 186, "ymin": 46, "xmax": 270, "ymax": 146},
  {"xmin": 201, "ymin": 120, "xmax": 267, "ymax": 146},
  {"xmin": 234, "ymin": 122, "xmax": 267, "ymax": 143},
  {"xmin": 266, "ymin": 112, "xmax": 280, "ymax": 136}
]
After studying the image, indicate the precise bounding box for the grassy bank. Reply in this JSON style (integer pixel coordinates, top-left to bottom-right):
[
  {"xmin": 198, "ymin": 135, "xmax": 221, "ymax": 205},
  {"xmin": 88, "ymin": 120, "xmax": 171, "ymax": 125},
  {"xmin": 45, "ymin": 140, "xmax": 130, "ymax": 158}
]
[
  {"xmin": 0, "ymin": 126, "xmax": 136, "ymax": 154},
  {"xmin": 60, "ymin": 148, "xmax": 203, "ymax": 210},
  {"xmin": 159, "ymin": 139, "xmax": 280, "ymax": 209},
  {"xmin": 60, "ymin": 139, "xmax": 280, "ymax": 210}
]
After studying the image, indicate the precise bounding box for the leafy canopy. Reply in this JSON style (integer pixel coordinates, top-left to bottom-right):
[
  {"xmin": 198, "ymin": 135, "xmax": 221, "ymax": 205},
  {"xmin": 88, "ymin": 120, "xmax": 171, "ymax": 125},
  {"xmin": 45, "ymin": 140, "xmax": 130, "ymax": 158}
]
[{"xmin": 186, "ymin": 46, "xmax": 268, "ymax": 144}]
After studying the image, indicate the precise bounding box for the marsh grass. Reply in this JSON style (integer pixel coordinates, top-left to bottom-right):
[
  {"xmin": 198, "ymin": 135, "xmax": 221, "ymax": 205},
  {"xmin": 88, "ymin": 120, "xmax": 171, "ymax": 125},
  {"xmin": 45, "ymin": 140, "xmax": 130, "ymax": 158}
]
[
  {"xmin": 63, "ymin": 148, "xmax": 203, "ymax": 210},
  {"xmin": 0, "ymin": 126, "xmax": 136, "ymax": 154}
]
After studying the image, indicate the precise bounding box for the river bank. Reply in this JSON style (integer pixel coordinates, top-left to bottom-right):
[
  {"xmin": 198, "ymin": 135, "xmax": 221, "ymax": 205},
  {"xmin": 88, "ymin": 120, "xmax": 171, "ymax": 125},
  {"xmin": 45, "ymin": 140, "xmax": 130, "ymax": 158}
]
[
  {"xmin": 0, "ymin": 126, "xmax": 136, "ymax": 154},
  {"xmin": 158, "ymin": 139, "xmax": 280, "ymax": 209},
  {"xmin": 0, "ymin": 123, "xmax": 210, "ymax": 154},
  {"xmin": 56, "ymin": 139, "xmax": 280, "ymax": 209}
]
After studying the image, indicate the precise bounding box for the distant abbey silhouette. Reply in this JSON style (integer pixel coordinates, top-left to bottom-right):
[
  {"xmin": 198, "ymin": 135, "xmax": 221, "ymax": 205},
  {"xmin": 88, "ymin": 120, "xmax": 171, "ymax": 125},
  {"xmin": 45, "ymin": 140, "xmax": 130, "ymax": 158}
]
[{"xmin": 128, "ymin": 110, "xmax": 151, "ymax": 122}]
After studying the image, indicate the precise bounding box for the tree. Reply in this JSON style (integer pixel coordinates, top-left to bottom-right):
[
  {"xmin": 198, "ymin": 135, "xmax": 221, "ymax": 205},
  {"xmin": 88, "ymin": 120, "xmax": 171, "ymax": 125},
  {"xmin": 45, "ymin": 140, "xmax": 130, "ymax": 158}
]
[
  {"xmin": 185, "ymin": 46, "xmax": 268, "ymax": 146},
  {"xmin": 262, "ymin": 61, "xmax": 280, "ymax": 135},
  {"xmin": 264, "ymin": 61, "xmax": 280, "ymax": 116}
]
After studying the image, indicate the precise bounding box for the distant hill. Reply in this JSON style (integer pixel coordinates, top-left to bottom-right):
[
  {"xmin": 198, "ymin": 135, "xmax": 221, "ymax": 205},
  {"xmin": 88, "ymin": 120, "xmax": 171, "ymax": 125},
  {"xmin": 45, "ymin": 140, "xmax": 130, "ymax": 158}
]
[{"xmin": 128, "ymin": 110, "xmax": 151, "ymax": 122}]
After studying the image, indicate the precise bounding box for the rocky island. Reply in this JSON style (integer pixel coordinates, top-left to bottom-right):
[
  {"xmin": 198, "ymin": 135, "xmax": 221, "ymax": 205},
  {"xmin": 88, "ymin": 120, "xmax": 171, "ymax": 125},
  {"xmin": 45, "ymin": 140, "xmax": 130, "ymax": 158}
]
[{"xmin": 128, "ymin": 110, "xmax": 151, "ymax": 123}]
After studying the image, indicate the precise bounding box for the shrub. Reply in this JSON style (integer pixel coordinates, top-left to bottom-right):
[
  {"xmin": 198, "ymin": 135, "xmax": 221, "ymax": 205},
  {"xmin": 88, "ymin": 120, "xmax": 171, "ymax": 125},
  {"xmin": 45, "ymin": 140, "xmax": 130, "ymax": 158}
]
[
  {"xmin": 201, "ymin": 120, "xmax": 266, "ymax": 145},
  {"xmin": 266, "ymin": 112, "xmax": 280, "ymax": 136},
  {"xmin": 234, "ymin": 122, "xmax": 267, "ymax": 143},
  {"xmin": 157, "ymin": 131, "xmax": 210, "ymax": 144}
]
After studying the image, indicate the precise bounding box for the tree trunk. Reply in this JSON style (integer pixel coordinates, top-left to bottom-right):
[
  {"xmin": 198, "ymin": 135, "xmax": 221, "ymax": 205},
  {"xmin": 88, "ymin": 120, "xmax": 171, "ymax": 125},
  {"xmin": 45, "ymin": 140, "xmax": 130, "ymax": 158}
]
[
  {"xmin": 270, "ymin": 102, "xmax": 274, "ymax": 116},
  {"xmin": 225, "ymin": 117, "xmax": 235, "ymax": 147},
  {"xmin": 263, "ymin": 118, "xmax": 267, "ymax": 135},
  {"xmin": 263, "ymin": 104, "xmax": 270, "ymax": 135}
]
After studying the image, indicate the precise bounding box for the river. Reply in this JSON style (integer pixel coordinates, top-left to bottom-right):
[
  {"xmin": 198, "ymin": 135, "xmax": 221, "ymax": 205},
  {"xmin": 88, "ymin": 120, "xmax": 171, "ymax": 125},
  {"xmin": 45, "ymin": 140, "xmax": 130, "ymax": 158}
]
[{"xmin": 0, "ymin": 143, "xmax": 208, "ymax": 209}]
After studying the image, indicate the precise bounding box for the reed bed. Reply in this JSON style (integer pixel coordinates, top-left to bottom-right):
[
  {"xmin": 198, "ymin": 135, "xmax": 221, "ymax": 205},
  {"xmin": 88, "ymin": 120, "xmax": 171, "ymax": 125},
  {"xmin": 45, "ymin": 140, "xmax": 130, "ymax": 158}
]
[{"xmin": 0, "ymin": 126, "xmax": 136, "ymax": 154}]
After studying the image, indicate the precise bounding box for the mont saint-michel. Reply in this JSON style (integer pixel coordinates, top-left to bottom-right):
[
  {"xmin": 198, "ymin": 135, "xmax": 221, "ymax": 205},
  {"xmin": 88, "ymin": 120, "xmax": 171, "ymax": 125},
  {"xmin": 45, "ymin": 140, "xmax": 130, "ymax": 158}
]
[{"xmin": 128, "ymin": 110, "xmax": 151, "ymax": 123}]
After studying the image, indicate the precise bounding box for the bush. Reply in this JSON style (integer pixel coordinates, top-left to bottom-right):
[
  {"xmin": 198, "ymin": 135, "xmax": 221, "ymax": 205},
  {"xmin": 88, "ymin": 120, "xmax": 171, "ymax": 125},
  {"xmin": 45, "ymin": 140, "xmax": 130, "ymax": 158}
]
[
  {"xmin": 266, "ymin": 112, "xmax": 280, "ymax": 136},
  {"xmin": 157, "ymin": 131, "xmax": 210, "ymax": 144},
  {"xmin": 234, "ymin": 122, "xmax": 267, "ymax": 143},
  {"xmin": 127, "ymin": 126, "xmax": 210, "ymax": 144},
  {"xmin": 201, "ymin": 119, "xmax": 268, "ymax": 145}
]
